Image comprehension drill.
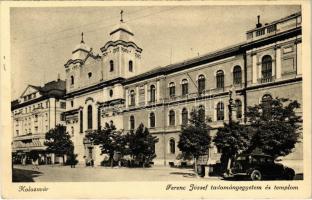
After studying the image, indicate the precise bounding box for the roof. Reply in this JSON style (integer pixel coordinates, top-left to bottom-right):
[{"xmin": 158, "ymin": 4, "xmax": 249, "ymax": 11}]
[
  {"xmin": 125, "ymin": 18, "xmax": 301, "ymax": 85},
  {"xmin": 11, "ymin": 79, "xmax": 66, "ymax": 110},
  {"xmin": 246, "ymin": 11, "xmax": 301, "ymax": 33},
  {"xmin": 40, "ymin": 79, "xmax": 65, "ymax": 93},
  {"xmin": 110, "ymin": 21, "xmax": 134, "ymax": 36},
  {"xmin": 124, "ymin": 41, "xmax": 245, "ymax": 84},
  {"xmin": 72, "ymin": 42, "xmax": 91, "ymax": 54},
  {"xmin": 109, "ymin": 21, "xmax": 135, "ymax": 43}
]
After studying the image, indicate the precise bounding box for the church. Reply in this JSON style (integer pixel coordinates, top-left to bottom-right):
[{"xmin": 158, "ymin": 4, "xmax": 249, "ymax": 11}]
[{"xmin": 12, "ymin": 11, "xmax": 303, "ymax": 168}]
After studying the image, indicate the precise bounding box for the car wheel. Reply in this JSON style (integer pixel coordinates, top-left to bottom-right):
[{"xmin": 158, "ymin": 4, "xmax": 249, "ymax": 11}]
[
  {"xmin": 284, "ymin": 168, "xmax": 295, "ymax": 180},
  {"xmin": 250, "ymin": 170, "xmax": 262, "ymax": 181}
]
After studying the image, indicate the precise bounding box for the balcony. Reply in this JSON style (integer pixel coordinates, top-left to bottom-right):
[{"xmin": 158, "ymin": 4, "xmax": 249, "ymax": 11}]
[
  {"xmin": 258, "ymin": 76, "xmax": 276, "ymax": 84},
  {"xmin": 13, "ymin": 133, "xmax": 45, "ymax": 141}
]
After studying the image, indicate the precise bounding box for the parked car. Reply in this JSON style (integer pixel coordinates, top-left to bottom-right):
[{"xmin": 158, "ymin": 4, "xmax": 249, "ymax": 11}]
[{"xmin": 223, "ymin": 153, "xmax": 295, "ymax": 180}]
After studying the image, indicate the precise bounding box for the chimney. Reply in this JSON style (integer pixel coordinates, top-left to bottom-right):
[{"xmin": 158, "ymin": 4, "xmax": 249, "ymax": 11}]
[
  {"xmin": 57, "ymin": 73, "xmax": 60, "ymax": 81},
  {"xmin": 256, "ymin": 15, "xmax": 262, "ymax": 28}
]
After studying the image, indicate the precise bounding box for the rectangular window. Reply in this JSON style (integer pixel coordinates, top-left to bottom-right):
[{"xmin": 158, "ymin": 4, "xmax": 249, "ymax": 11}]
[
  {"xmin": 60, "ymin": 102, "xmax": 66, "ymax": 109},
  {"xmin": 60, "ymin": 113, "xmax": 66, "ymax": 121}
]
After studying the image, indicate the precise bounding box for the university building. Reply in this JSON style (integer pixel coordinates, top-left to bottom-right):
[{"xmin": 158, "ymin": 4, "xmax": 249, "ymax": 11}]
[{"xmin": 12, "ymin": 11, "xmax": 303, "ymax": 167}]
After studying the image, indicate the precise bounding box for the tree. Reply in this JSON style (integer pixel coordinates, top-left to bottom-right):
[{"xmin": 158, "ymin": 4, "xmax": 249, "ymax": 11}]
[
  {"xmin": 178, "ymin": 108, "xmax": 212, "ymax": 169},
  {"xmin": 213, "ymin": 122, "xmax": 252, "ymax": 171},
  {"xmin": 245, "ymin": 97, "xmax": 302, "ymax": 158},
  {"xmin": 125, "ymin": 123, "xmax": 159, "ymax": 167},
  {"xmin": 44, "ymin": 124, "xmax": 74, "ymax": 164},
  {"xmin": 86, "ymin": 121, "xmax": 126, "ymax": 167}
]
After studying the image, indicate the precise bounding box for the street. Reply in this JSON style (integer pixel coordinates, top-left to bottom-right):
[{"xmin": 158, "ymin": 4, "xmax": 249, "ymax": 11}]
[{"xmin": 12, "ymin": 164, "xmax": 221, "ymax": 182}]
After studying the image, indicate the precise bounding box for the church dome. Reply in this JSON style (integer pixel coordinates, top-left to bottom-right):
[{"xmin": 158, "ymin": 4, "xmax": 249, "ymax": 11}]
[
  {"xmin": 109, "ymin": 11, "xmax": 135, "ymax": 42},
  {"xmin": 72, "ymin": 32, "xmax": 90, "ymax": 60},
  {"xmin": 73, "ymin": 42, "xmax": 91, "ymax": 53},
  {"xmin": 110, "ymin": 21, "xmax": 133, "ymax": 36}
]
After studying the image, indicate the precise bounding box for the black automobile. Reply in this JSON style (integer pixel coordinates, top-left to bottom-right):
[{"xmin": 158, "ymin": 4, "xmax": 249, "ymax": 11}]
[{"xmin": 223, "ymin": 154, "xmax": 295, "ymax": 180}]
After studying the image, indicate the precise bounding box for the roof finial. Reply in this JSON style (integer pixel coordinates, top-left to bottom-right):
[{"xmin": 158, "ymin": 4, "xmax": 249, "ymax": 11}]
[
  {"xmin": 81, "ymin": 32, "xmax": 84, "ymax": 44},
  {"xmin": 120, "ymin": 10, "xmax": 124, "ymax": 22}
]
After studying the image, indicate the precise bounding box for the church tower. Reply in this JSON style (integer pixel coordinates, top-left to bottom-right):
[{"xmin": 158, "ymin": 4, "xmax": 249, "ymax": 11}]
[{"xmin": 100, "ymin": 10, "xmax": 142, "ymax": 80}]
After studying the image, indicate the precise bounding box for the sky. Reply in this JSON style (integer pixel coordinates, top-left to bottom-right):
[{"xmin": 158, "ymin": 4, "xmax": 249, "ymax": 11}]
[{"xmin": 10, "ymin": 5, "xmax": 301, "ymax": 100}]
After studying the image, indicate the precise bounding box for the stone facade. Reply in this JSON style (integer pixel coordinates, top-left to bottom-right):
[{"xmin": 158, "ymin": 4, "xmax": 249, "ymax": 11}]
[{"xmin": 12, "ymin": 11, "xmax": 303, "ymax": 167}]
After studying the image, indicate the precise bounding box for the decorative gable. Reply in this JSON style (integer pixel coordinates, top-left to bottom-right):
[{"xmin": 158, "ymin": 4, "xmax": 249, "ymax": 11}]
[{"xmin": 20, "ymin": 85, "xmax": 42, "ymax": 103}]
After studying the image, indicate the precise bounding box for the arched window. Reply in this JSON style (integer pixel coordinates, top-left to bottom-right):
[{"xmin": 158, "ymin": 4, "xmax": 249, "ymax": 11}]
[
  {"xmin": 261, "ymin": 94, "xmax": 273, "ymax": 119},
  {"xmin": 169, "ymin": 110, "xmax": 175, "ymax": 126},
  {"xmin": 181, "ymin": 108, "xmax": 188, "ymax": 125},
  {"xmin": 70, "ymin": 76, "xmax": 74, "ymax": 85},
  {"xmin": 169, "ymin": 138, "xmax": 175, "ymax": 154},
  {"xmin": 150, "ymin": 85, "xmax": 156, "ymax": 102},
  {"xmin": 88, "ymin": 72, "xmax": 92, "ymax": 78},
  {"xmin": 261, "ymin": 55, "xmax": 272, "ymax": 82},
  {"xmin": 129, "ymin": 60, "xmax": 133, "ymax": 72},
  {"xmin": 169, "ymin": 82, "xmax": 175, "ymax": 97},
  {"xmin": 181, "ymin": 79, "xmax": 188, "ymax": 96},
  {"xmin": 87, "ymin": 105, "xmax": 93, "ymax": 129},
  {"xmin": 235, "ymin": 99, "xmax": 242, "ymax": 119},
  {"xmin": 199, "ymin": 105, "xmax": 205, "ymax": 122},
  {"xmin": 233, "ymin": 66, "xmax": 242, "ymax": 85},
  {"xmin": 149, "ymin": 112, "xmax": 155, "ymax": 128},
  {"xmin": 110, "ymin": 60, "xmax": 114, "ymax": 72},
  {"xmin": 130, "ymin": 115, "xmax": 135, "ymax": 130},
  {"xmin": 97, "ymin": 107, "xmax": 101, "ymax": 130},
  {"xmin": 80, "ymin": 110, "xmax": 83, "ymax": 133},
  {"xmin": 216, "ymin": 70, "xmax": 224, "ymax": 89},
  {"xmin": 217, "ymin": 102, "xmax": 224, "ymax": 121},
  {"xmin": 130, "ymin": 90, "xmax": 135, "ymax": 106},
  {"xmin": 198, "ymin": 74, "xmax": 205, "ymax": 94}
]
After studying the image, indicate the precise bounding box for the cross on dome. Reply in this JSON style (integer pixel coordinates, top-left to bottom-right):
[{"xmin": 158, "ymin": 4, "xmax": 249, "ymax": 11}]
[
  {"xmin": 120, "ymin": 10, "xmax": 124, "ymax": 23},
  {"xmin": 81, "ymin": 32, "xmax": 84, "ymax": 44}
]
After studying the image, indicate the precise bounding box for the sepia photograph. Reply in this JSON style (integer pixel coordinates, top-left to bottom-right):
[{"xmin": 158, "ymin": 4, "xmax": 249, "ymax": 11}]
[{"xmin": 1, "ymin": 1, "xmax": 311, "ymax": 199}]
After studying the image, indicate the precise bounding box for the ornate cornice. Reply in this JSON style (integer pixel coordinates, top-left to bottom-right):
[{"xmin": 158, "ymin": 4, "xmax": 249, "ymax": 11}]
[
  {"xmin": 100, "ymin": 40, "xmax": 142, "ymax": 53},
  {"xmin": 64, "ymin": 49, "xmax": 101, "ymax": 68},
  {"xmin": 64, "ymin": 77, "xmax": 125, "ymax": 99}
]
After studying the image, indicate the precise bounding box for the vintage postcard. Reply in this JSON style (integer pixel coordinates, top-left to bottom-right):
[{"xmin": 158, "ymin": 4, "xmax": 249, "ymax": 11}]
[{"xmin": 0, "ymin": 0, "xmax": 311, "ymax": 199}]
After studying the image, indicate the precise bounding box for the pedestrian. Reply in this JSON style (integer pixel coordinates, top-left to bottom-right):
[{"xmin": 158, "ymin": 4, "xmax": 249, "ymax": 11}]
[
  {"xmin": 32, "ymin": 159, "xmax": 39, "ymax": 170},
  {"xmin": 91, "ymin": 159, "xmax": 94, "ymax": 167}
]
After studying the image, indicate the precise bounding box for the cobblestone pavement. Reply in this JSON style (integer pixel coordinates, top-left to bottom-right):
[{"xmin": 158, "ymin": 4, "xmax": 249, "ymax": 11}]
[{"xmin": 13, "ymin": 164, "xmax": 221, "ymax": 182}]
